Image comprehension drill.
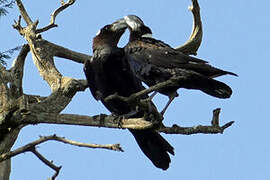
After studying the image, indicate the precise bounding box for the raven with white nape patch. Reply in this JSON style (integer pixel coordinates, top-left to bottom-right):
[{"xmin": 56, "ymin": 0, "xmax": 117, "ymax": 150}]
[
  {"xmin": 123, "ymin": 15, "xmax": 237, "ymax": 115},
  {"xmin": 83, "ymin": 20, "xmax": 174, "ymax": 170}
]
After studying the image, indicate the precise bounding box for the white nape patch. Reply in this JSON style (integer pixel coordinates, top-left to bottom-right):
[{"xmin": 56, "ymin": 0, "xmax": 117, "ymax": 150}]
[
  {"xmin": 95, "ymin": 30, "xmax": 101, "ymax": 36},
  {"xmin": 124, "ymin": 16, "xmax": 138, "ymax": 30},
  {"xmin": 141, "ymin": 33, "xmax": 153, "ymax": 38}
]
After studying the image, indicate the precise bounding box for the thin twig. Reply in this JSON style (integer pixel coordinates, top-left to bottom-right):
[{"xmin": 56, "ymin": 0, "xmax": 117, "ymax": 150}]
[
  {"xmin": 211, "ymin": 108, "xmax": 220, "ymax": 127},
  {"xmin": 12, "ymin": 15, "xmax": 23, "ymax": 35},
  {"xmin": 30, "ymin": 147, "xmax": 62, "ymax": 180},
  {"xmin": 36, "ymin": 0, "xmax": 76, "ymax": 33},
  {"xmin": 104, "ymin": 75, "xmax": 187, "ymax": 105},
  {"xmin": 45, "ymin": 135, "xmax": 124, "ymax": 152}
]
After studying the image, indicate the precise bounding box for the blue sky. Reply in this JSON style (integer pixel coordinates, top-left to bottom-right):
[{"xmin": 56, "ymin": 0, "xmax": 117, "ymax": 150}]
[{"xmin": 1, "ymin": 0, "xmax": 269, "ymax": 179}]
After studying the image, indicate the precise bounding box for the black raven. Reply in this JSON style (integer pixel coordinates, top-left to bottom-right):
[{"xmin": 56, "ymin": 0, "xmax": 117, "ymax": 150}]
[
  {"xmin": 83, "ymin": 21, "xmax": 174, "ymax": 170},
  {"xmin": 123, "ymin": 15, "xmax": 237, "ymax": 114}
]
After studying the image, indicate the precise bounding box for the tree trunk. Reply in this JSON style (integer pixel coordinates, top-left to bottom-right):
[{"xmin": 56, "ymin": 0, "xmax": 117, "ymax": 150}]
[{"xmin": 0, "ymin": 129, "xmax": 20, "ymax": 180}]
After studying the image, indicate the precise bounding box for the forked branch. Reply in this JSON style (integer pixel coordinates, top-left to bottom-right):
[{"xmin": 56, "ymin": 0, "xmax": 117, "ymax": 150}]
[
  {"xmin": 160, "ymin": 108, "xmax": 234, "ymax": 134},
  {"xmin": 30, "ymin": 148, "xmax": 61, "ymax": 180},
  {"xmin": 0, "ymin": 134, "xmax": 123, "ymax": 179},
  {"xmin": 104, "ymin": 75, "xmax": 188, "ymax": 107},
  {"xmin": 36, "ymin": 0, "xmax": 76, "ymax": 33},
  {"xmin": 0, "ymin": 134, "xmax": 123, "ymax": 162}
]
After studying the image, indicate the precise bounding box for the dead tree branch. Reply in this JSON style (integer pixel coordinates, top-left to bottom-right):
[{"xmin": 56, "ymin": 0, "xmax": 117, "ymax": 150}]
[
  {"xmin": 6, "ymin": 107, "xmax": 233, "ymax": 136},
  {"xmin": 36, "ymin": 0, "xmax": 76, "ymax": 33},
  {"xmin": 30, "ymin": 148, "xmax": 61, "ymax": 180},
  {"xmin": 104, "ymin": 75, "xmax": 189, "ymax": 107},
  {"xmin": 15, "ymin": 111, "xmax": 154, "ymax": 130},
  {"xmin": 159, "ymin": 108, "xmax": 234, "ymax": 135},
  {"xmin": 9, "ymin": 44, "xmax": 29, "ymax": 98},
  {"xmin": 0, "ymin": 134, "xmax": 123, "ymax": 163},
  {"xmin": 0, "ymin": 134, "xmax": 122, "ymax": 179},
  {"xmin": 15, "ymin": 0, "xmax": 32, "ymax": 25},
  {"xmin": 175, "ymin": 0, "xmax": 203, "ymax": 55}
]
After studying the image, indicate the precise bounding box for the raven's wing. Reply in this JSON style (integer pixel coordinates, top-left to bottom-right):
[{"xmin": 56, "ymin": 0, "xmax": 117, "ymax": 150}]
[
  {"xmin": 125, "ymin": 38, "xmax": 207, "ymax": 67},
  {"xmin": 125, "ymin": 38, "xmax": 237, "ymax": 77},
  {"xmin": 83, "ymin": 59, "xmax": 99, "ymax": 100},
  {"xmin": 83, "ymin": 58, "xmax": 108, "ymax": 101}
]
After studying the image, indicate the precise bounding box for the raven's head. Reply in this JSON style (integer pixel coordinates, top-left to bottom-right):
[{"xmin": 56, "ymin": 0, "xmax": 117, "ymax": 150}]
[
  {"xmin": 124, "ymin": 15, "xmax": 152, "ymax": 39},
  {"xmin": 93, "ymin": 19, "xmax": 127, "ymax": 49}
]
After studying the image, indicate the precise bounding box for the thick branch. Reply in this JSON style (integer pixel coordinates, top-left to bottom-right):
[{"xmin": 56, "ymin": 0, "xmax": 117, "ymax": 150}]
[
  {"xmin": 19, "ymin": 112, "xmax": 153, "ymax": 130},
  {"xmin": 36, "ymin": 0, "xmax": 76, "ymax": 33},
  {"xmin": 9, "ymin": 44, "xmax": 30, "ymax": 98},
  {"xmin": 0, "ymin": 80, "xmax": 10, "ymax": 111},
  {"xmin": 175, "ymin": 0, "xmax": 202, "ymax": 55},
  {"xmin": 15, "ymin": 0, "xmax": 32, "ymax": 25},
  {"xmin": 0, "ymin": 128, "xmax": 21, "ymax": 180},
  {"xmin": 52, "ymin": 41, "xmax": 91, "ymax": 64},
  {"xmin": 0, "ymin": 65, "xmax": 12, "ymax": 84},
  {"xmin": 27, "ymin": 79, "xmax": 88, "ymax": 113},
  {"xmin": 0, "ymin": 135, "xmax": 123, "ymax": 163},
  {"xmin": 6, "ymin": 107, "xmax": 233, "ymax": 135},
  {"xmin": 13, "ymin": 26, "xmax": 89, "ymax": 93}
]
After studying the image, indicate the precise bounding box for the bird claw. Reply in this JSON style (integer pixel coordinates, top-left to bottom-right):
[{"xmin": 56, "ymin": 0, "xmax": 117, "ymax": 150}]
[{"xmin": 112, "ymin": 110, "xmax": 138, "ymax": 128}]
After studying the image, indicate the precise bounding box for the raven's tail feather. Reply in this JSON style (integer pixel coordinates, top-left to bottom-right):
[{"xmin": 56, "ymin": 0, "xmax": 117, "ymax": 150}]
[
  {"xmin": 174, "ymin": 69, "xmax": 233, "ymax": 98},
  {"xmin": 130, "ymin": 129, "xmax": 174, "ymax": 170},
  {"xmin": 186, "ymin": 75, "xmax": 232, "ymax": 98}
]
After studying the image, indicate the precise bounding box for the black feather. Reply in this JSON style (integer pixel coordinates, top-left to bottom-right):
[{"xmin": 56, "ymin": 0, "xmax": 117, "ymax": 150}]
[{"xmin": 84, "ymin": 24, "xmax": 174, "ymax": 170}]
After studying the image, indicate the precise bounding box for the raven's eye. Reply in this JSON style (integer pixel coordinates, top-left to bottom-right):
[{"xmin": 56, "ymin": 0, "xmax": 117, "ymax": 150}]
[{"xmin": 104, "ymin": 25, "xmax": 111, "ymax": 30}]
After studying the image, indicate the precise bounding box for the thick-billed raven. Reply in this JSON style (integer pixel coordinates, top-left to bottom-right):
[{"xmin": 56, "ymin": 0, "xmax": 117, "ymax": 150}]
[
  {"xmin": 123, "ymin": 15, "xmax": 237, "ymax": 114},
  {"xmin": 83, "ymin": 21, "xmax": 174, "ymax": 170}
]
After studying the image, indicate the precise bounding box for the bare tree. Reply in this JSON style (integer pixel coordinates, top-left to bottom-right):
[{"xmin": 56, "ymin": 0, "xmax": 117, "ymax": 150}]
[{"xmin": 0, "ymin": 0, "xmax": 234, "ymax": 179}]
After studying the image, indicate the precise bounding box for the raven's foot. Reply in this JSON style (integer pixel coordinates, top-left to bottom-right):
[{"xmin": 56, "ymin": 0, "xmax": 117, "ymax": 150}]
[
  {"xmin": 112, "ymin": 111, "xmax": 138, "ymax": 128},
  {"xmin": 160, "ymin": 95, "xmax": 176, "ymax": 116}
]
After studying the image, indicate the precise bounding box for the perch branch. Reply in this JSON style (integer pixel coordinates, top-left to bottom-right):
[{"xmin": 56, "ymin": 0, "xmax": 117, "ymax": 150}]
[
  {"xmin": 18, "ymin": 112, "xmax": 153, "ymax": 130},
  {"xmin": 7, "ymin": 107, "xmax": 234, "ymax": 135},
  {"xmin": 159, "ymin": 108, "xmax": 234, "ymax": 134},
  {"xmin": 36, "ymin": 0, "xmax": 76, "ymax": 33},
  {"xmin": 175, "ymin": 0, "xmax": 203, "ymax": 55}
]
